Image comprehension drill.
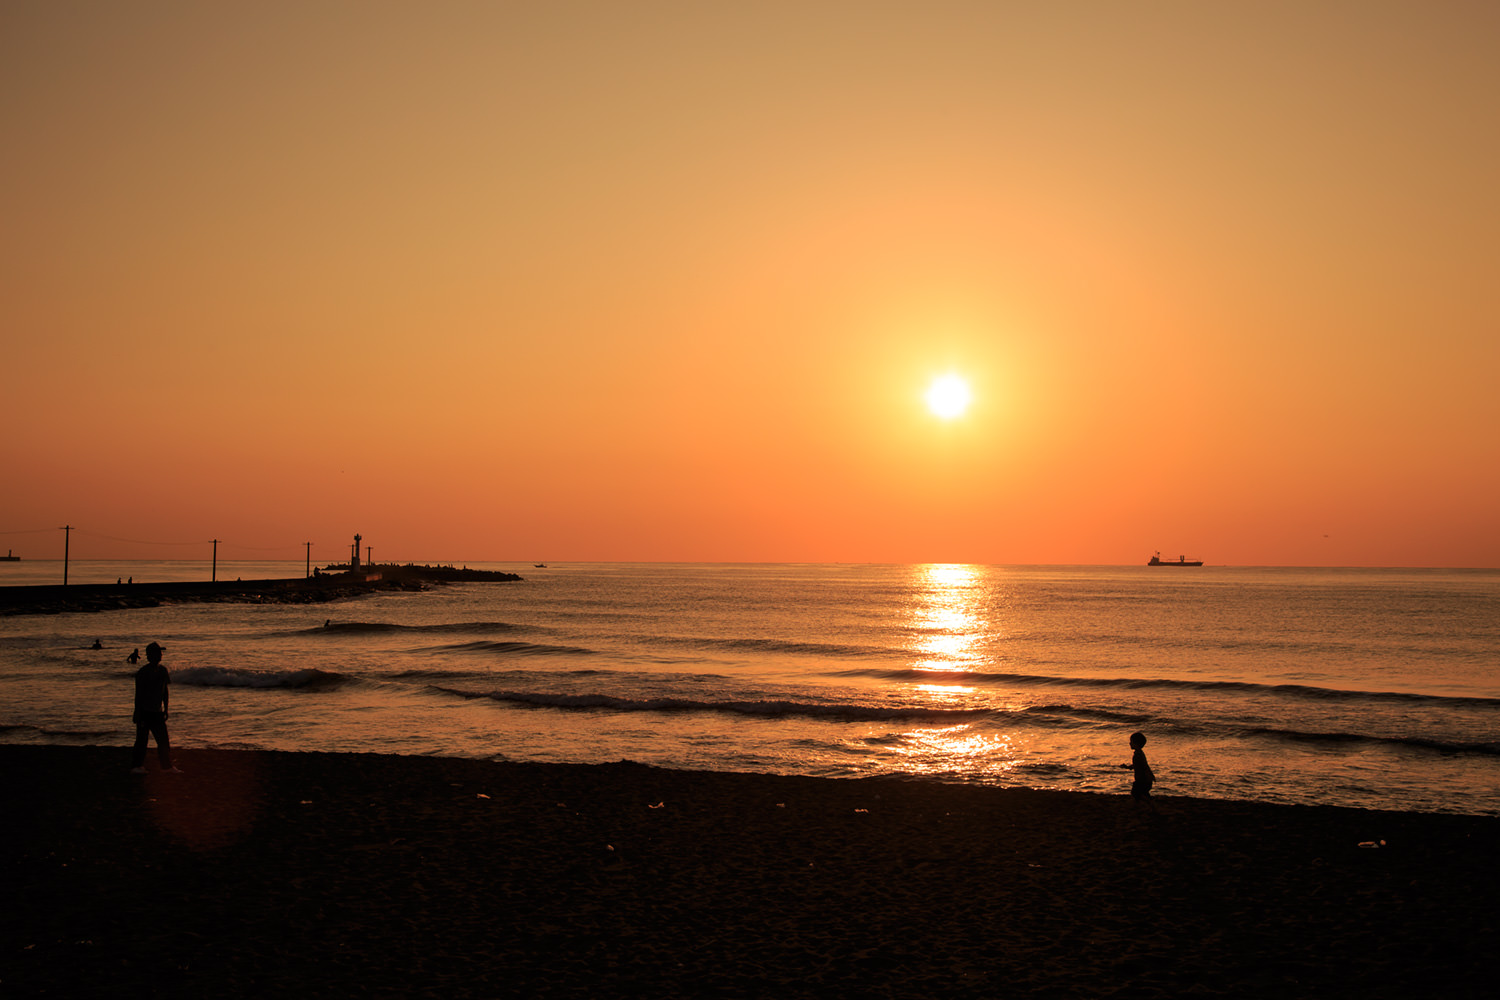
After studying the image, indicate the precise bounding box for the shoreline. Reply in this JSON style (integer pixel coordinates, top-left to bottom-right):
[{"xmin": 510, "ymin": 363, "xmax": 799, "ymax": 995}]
[
  {"xmin": 0, "ymin": 565, "xmax": 522, "ymax": 616},
  {"xmin": 3, "ymin": 745, "xmax": 1494, "ymax": 997}
]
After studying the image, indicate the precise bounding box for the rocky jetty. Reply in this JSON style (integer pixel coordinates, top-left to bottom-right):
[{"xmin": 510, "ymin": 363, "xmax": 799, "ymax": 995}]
[{"xmin": 0, "ymin": 565, "xmax": 522, "ymax": 616}]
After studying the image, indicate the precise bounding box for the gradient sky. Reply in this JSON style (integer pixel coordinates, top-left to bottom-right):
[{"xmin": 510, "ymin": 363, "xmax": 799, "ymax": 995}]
[{"xmin": 4, "ymin": 2, "xmax": 1497, "ymax": 567}]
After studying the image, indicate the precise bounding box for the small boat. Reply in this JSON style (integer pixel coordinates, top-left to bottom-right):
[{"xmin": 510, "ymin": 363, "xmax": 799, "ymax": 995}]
[
  {"xmin": 1148, "ymin": 552, "xmax": 1202, "ymax": 567},
  {"xmin": 534, "ymin": 563, "xmax": 547, "ymax": 568}
]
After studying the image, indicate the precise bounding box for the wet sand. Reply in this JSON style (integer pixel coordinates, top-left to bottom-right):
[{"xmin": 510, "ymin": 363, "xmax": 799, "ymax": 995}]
[{"xmin": 2, "ymin": 746, "xmax": 1494, "ymax": 998}]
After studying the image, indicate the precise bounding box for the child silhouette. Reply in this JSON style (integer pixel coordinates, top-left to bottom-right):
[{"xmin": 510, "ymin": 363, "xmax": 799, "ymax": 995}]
[{"xmin": 1121, "ymin": 731, "xmax": 1154, "ymax": 799}]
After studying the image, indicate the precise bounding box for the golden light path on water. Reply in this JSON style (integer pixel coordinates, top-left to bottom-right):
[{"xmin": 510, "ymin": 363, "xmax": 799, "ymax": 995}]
[
  {"xmin": 912, "ymin": 564, "xmax": 986, "ymax": 669},
  {"xmin": 885, "ymin": 565, "xmax": 1025, "ymax": 780}
]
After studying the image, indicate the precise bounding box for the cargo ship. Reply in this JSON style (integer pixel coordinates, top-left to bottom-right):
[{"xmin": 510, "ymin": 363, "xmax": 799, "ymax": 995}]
[{"xmin": 1148, "ymin": 552, "xmax": 1202, "ymax": 566}]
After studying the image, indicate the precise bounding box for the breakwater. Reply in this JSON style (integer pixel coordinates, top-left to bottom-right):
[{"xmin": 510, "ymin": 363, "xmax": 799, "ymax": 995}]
[{"xmin": 0, "ymin": 565, "xmax": 522, "ymax": 616}]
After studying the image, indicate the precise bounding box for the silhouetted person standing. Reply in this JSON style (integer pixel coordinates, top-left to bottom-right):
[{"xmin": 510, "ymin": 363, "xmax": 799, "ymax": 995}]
[
  {"xmin": 1121, "ymin": 731, "xmax": 1154, "ymax": 799},
  {"xmin": 130, "ymin": 642, "xmax": 180, "ymax": 774},
  {"xmin": 126, "ymin": 648, "xmax": 140, "ymax": 665}
]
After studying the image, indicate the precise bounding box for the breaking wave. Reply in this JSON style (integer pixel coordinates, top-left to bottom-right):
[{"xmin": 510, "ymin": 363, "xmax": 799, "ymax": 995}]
[
  {"xmin": 833, "ymin": 668, "xmax": 1500, "ymax": 709},
  {"xmin": 430, "ymin": 687, "xmax": 994, "ymax": 723},
  {"xmin": 681, "ymin": 636, "xmax": 892, "ymax": 658},
  {"xmin": 1, "ymin": 722, "xmax": 118, "ymax": 739},
  {"xmin": 437, "ymin": 640, "xmax": 599, "ymax": 657},
  {"xmin": 175, "ymin": 666, "xmax": 350, "ymax": 690},
  {"xmin": 1239, "ymin": 724, "xmax": 1500, "ymax": 757},
  {"xmin": 424, "ymin": 685, "xmax": 1500, "ymax": 758},
  {"xmin": 428, "ymin": 688, "xmax": 1150, "ymax": 729},
  {"xmin": 303, "ymin": 620, "xmax": 523, "ymax": 635}
]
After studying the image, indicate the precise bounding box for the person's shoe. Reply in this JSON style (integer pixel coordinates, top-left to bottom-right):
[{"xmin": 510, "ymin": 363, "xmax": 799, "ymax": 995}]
[
  {"xmin": 164, "ymin": 766, "xmax": 184, "ymax": 774},
  {"xmin": 130, "ymin": 766, "xmax": 148, "ymax": 774}
]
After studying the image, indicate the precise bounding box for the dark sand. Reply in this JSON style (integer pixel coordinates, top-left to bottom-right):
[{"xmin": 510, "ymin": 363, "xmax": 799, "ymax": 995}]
[{"xmin": 2, "ymin": 747, "xmax": 1494, "ymax": 998}]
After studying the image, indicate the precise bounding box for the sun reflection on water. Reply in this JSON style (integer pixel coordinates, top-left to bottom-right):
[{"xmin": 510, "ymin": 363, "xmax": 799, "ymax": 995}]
[
  {"xmin": 879, "ymin": 566, "xmax": 1023, "ymax": 778},
  {"xmin": 913, "ymin": 683, "xmax": 977, "ymax": 701},
  {"xmin": 910, "ymin": 563, "xmax": 989, "ymax": 672},
  {"xmin": 879, "ymin": 725, "xmax": 1020, "ymax": 780}
]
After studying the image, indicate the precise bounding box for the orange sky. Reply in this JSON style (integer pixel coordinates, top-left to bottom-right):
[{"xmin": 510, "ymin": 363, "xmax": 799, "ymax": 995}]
[{"xmin": 3, "ymin": 2, "xmax": 1497, "ymax": 567}]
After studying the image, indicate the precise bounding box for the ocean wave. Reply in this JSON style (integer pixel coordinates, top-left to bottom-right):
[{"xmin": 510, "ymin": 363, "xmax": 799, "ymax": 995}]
[
  {"xmin": 689, "ymin": 636, "xmax": 892, "ymax": 658},
  {"xmin": 388, "ymin": 667, "xmax": 620, "ymax": 682},
  {"xmin": 389, "ymin": 669, "xmax": 496, "ymax": 681},
  {"xmin": 0, "ymin": 723, "xmax": 118, "ymax": 739},
  {"xmin": 174, "ymin": 666, "xmax": 350, "ymax": 690},
  {"xmin": 297, "ymin": 621, "xmax": 523, "ymax": 635},
  {"xmin": 425, "ymin": 687, "xmax": 1150, "ymax": 729},
  {"xmin": 833, "ymin": 667, "xmax": 1500, "ymax": 709},
  {"xmin": 1239, "ymin": 724, "xmax": 1500, "ymax": 757},
  {"xmin": 437, "ymin": 640, "xmax": 598, "ymax": 657},
  {"xmin": 429, "ymin": 687, "xmax": 994, "ymax": 723},
  {"xmin": 593, "ymin": 633, "xmax": 893, "ymax": 659},
  {"xmin": 39, "ymin": 726, "xmax": 117, "ymax": 738},
  {"xmin": 1022, "ymin": 703, "xmax": 1154, "ymax": 726}
]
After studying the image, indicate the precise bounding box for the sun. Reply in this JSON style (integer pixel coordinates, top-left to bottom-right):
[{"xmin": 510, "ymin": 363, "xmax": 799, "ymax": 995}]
[{"xmin": 925, "ymin": 374, "xmax": 972, "ymax": 419}]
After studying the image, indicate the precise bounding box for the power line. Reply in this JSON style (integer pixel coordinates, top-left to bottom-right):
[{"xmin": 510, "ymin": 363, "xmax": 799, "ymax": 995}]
[
  {"xmin": 216, "ymin": 541, "xmax": 311, "ymax": 554},
  {"xmin": 8, "ymin": 526, "xmax": 351, "ymax": 558},
  {"xmin": 72, "ymin": 529, "xmax": 210, "ymax": 547}
]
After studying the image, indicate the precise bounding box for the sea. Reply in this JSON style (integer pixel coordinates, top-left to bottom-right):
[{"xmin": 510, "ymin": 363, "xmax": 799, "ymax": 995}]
[{"xmin": 2, "ymin": 560, "xmax": 1497, "ymax": 816}]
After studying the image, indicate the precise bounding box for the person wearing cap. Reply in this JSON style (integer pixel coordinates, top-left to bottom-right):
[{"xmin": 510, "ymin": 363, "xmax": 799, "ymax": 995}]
[{"xmin": 130, "ymin": 642, "xmax": 181, "ymax": 774}]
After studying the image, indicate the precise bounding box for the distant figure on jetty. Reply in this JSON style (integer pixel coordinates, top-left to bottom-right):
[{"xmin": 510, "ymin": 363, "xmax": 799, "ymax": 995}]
[
  {"xmin": 91, "ymin": 639, "xmax": 103, "ymax": 650},
  {"xmin": 126, "ymin": 648, "xmax": 140, "ymax": 665},
  {"xmin": 130, "ymin": 642, "xmax": 181, "ymax": 774},
  {"xmin": 1121, "ymin": 731, "xmax": 1154, "ymax": 799}
]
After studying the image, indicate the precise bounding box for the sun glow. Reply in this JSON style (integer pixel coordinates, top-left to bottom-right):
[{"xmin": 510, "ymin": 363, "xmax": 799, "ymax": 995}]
[{"xmin": 925, "ymin": 374, "xmax": 972, "ymax": 419}]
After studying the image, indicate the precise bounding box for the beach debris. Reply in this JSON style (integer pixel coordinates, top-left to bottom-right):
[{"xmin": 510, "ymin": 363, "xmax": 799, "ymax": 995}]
[
  {"xmin": 776, "ymin": 803, "xmax": 785, "ymax": 808},
  {"xmin": 1357, "ymin": 840, "xmax": 1388, "ymax": 849},
  {"xmin": 854, "ymin": 808, "xmax": 869, "ymax": 813},
  {"xmin": 648, "ymin": 801, "xmax": 664, "ymax": 809},
  {"xmin": 476, "ymin": 793, "xmax": 491, "ymax": 799}
]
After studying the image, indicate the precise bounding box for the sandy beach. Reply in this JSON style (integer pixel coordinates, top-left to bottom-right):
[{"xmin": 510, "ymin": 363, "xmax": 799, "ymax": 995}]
[{"xmin": 2, "ymin": 746, "xmax": 1494, "ymax": 998}]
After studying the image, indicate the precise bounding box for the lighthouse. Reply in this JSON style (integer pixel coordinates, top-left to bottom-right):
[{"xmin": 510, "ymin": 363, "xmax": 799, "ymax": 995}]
[{"xmin": 351, "ymin": 533, "xmax": 362, "ymax": 570}]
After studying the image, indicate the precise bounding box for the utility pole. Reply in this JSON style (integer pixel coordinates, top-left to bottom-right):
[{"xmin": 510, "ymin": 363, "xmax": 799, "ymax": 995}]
[
  {"xmin": 61, "ymin": 525, "xmax": 72, "ymax": 585},
  {"xmin": 305, "ymin": 541, "xmax": 312, "ymax": 578},
  {"xmin": 212, "ymin": 539, "xmax": 219, "ymax": 582}
]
